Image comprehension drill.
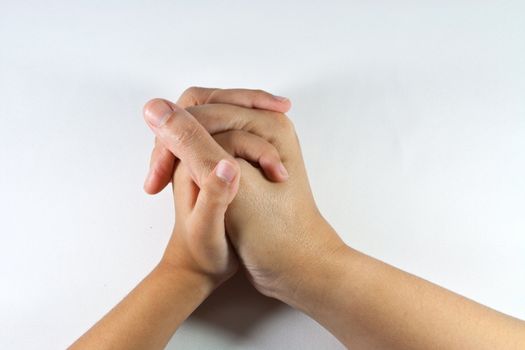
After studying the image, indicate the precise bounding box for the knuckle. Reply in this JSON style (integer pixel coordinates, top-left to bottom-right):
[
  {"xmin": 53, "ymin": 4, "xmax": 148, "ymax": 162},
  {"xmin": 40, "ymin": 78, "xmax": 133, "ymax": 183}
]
[
  {"xmin": 194, "ymin": 157, "xmax": 222, "ymax": 187},
  {"xmin": 267, "ymin": 112, "xmax": 295, "ymax": 133},
  {"xmin": 201, "ymin": 182, "xmax": 228, "ymax": 207},
  {"xmin": 252, "ymin": 89, "xmax": 272, "ymax": 102},
  {"xmin": 202, "ymin": 158, "xmax": 219, "ymax": 177},
  {"xmin": 182, "ymin": 86, "xmax": 220, "ymax": 105},
  {"xmin": 173, "ymin": 122, "xmax": 201, "ymax": 148},
  {"xmin": 262, "ymin": 143, "xmax": 280, "ymax": 159},
  {"xmin": 183, "ymin": 86, "xmax": 200, "ymax": 96},
  {"xmin": 178, "ymin": 86, "xmax": 198, "ymax": 107},
  {"xmin": 180, "ymin": 86, "xmax": 204, "ymax": 105},
  {"xmin": 280, "ymin": 114, "xmax": 295, "ymax": 131},
  {"xmin": 206, "ymin": 88, "xmax": 222, "ymax": 103}
]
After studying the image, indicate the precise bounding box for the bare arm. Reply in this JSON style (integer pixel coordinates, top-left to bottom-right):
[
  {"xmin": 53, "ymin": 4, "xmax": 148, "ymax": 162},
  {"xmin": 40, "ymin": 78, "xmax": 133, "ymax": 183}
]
[
  {"xmin": 146, "ymin": 87, "xmax": 525, "ymax": 349},
  {"xmin": 287, "ymin": 231, "xmax": 525, "ymax": 349},
  {"xmin": 71, "ymin": 88, "xmax": 290, "ymax": 349},
  {"xmin": 69, "ymin": 263, "xmax": 215, "ymax": 350},
  {"xmin": 70, "ymin": 157, "xmax": 241, "ymax": 349}
]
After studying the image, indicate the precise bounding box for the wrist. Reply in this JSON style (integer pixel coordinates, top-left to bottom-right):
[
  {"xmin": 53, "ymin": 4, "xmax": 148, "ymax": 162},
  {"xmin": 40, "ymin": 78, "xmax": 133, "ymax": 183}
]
[
  {"xmin": 154, "ymin": 259, "xmax": 220, "ymax": 301},
  {"xmin": 161, "ymin": 226, "xmax": 236, "ymax": 290},
  {"xmin": 269, "ymin": 218, "xmax": 350, "ymax": 307},
  {"xmin": 277, "ymin": 239, "xmax": 356, "ymax": 314}
]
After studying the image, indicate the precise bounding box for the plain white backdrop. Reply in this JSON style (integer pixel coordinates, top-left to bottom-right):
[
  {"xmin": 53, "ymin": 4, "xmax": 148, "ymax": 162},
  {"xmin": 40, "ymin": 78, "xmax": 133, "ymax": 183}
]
[{"xmin": 1, "ymin": 1, "xmax": 524, "ymax": 349}]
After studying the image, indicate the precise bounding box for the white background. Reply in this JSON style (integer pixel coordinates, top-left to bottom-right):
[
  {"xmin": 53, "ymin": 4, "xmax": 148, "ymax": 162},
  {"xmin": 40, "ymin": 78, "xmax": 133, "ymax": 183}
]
[{"xmin": 1, "ymin": 1, "xmax": 524, "ymax": 349}]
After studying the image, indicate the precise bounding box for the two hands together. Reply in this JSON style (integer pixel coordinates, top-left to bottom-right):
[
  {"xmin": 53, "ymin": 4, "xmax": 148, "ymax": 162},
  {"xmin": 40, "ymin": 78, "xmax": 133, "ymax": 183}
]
[
  {"xmin": 71, "ymin": 87, "xmax": 525, "ymax": 350},
  {"xmin": 143, "ymin": 88, "xmax": 338, "ymax": 302}
]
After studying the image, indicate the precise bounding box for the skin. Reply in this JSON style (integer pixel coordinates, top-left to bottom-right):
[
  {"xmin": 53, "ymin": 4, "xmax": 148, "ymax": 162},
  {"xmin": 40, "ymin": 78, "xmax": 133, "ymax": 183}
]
[
  {"xmin": 71, "ymin": 88, "xmax": 525, "ymax": 349},
  {"xmin": 144, "ymin": 87, "xmax": 291, "ymax": 194},
  {"xmin": 70, "ymin": 89, "xmax": 289, "ymax": 350},
  {"xmin": 70, "ymin": 158, "xmax": 240, "ymax": 350}
]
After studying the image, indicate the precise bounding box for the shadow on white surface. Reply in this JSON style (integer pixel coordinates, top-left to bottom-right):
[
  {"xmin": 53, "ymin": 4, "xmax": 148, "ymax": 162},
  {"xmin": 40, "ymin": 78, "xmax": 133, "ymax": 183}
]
[{"xmin": 167, "ymin": 272, "xmax": 286, "ymax": 348}]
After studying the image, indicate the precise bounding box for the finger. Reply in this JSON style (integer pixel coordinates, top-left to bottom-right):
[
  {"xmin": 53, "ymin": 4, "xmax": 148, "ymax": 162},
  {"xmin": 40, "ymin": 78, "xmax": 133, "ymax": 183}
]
[
  {"xmin": 188, "ymin": 159, "xmax": 239, "ymax": 246},
  {"xmin": 172, "ymin": 160, "xmax": 198, "ymax": 218},
  {"xmin": 144, "ymin": 87, "xmax": 290, "ymax": 194},
  {"xmin": 213, "ymin": 130, "xmax": 289, "ymax": 182},
  {"xmin": 177, "ymin": 86, "xmax": 291, "ymax": 113},
  {"xmin": 184, "ymin": 103, "xmax": 295, "ymax": 148},
  {"xmin": 144, "ymin": 138, "xmax": 176, "ymax": 194},
  {"xmin": 192, "ymin": 159, "xmax": 239, "ymax": 222},
  {"xmin": 143, "ymin": 98, "xmax": 231, "ymax": 187}
]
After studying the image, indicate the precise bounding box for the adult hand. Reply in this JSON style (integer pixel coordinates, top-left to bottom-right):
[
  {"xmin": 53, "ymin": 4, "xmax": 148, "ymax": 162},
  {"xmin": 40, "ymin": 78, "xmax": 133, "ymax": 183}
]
[
  {"xmin": 144, "ymin": 89, "xmax": 525, "ymax": 350},
  {"xmin": 187, "ymin": 105, "xmax": 343, "ymax": 301}
]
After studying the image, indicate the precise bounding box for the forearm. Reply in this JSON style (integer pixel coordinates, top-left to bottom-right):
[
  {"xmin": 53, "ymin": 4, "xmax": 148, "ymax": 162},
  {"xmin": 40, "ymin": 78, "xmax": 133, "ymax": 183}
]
[
  {"xmin": 70, "ymin": 261, "xmax": 215, "ymax": 350},
  {"xmin": 286, "ymin": 236, "xmax": 525, "ymax": 349}
]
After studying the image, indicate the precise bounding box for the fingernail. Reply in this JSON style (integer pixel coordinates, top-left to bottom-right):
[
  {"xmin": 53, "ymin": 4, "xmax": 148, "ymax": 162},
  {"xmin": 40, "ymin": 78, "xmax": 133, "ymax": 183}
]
[
  {"xmin": 215, "ymin": 160, "xmax": 237, "ymax": 183},
  {"xmin": 272, "ymin": 94, "xmax": 289, "ymax": 102},
  {"xmin": 278, "ymin": 162, "xmax": 289, "ymax": 178},
  {"xmin": 145, "ymin": 99, "xmax": 173, "ymax": 127}
]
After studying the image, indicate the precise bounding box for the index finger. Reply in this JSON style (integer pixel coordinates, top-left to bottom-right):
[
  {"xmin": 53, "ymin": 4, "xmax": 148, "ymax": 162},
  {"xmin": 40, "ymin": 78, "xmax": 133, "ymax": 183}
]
[{"xmin": 177, "ymin": 86, "xmax": 292, "ymax": 113}]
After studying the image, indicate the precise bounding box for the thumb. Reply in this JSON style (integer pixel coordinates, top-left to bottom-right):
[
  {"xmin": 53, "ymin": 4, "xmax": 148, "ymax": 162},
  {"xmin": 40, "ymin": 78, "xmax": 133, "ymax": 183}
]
[
  {"xmin": 190, "ymin": 159, "xmax": 240, "ymax": 236},
  {"xmin": 143, "ymin": 99, "xmax": 232, "ymax": 187}
]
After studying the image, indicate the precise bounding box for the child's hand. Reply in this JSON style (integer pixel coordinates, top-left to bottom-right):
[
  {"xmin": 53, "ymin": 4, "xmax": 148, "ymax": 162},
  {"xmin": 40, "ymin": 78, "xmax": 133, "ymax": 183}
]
[
  {"xmin": 160, "ymin": 158, "xmax": 240, "ymax": 286},
  {"xmin": 70, "ymin": 157, "xmax": 241, "ymax": 350}
]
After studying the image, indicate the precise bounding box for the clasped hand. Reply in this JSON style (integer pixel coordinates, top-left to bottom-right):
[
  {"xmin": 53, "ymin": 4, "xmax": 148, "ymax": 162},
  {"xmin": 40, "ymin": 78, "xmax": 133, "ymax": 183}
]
[
  {"xmin": 143, "ymin": 87, "xmax": 343, "ymax": 302},
  {"xmin": 70, "ymin": 87, "xmax": 525, "ymax": 350}
]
